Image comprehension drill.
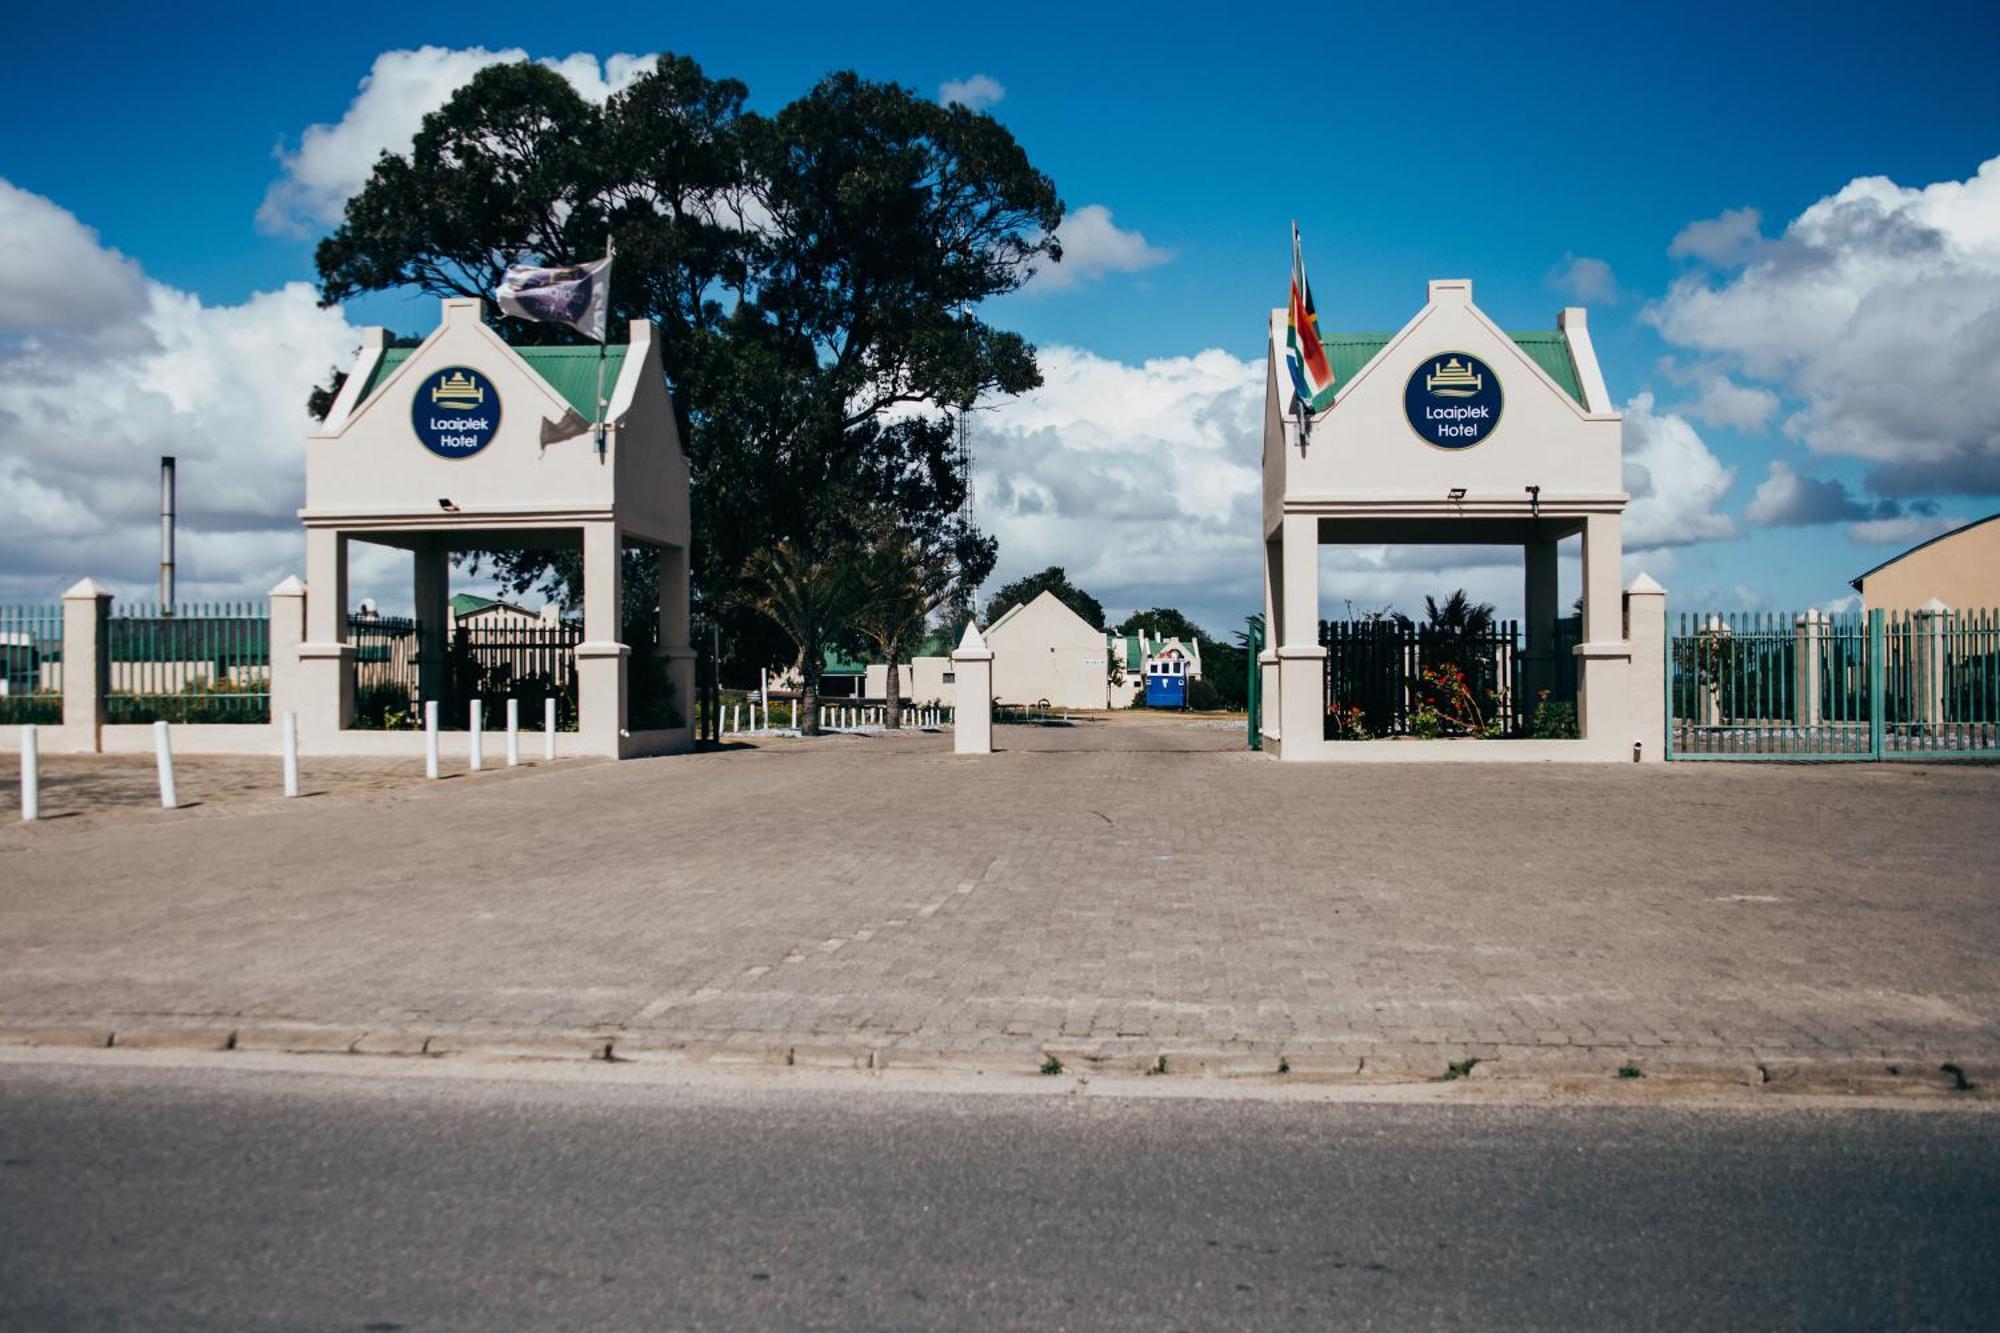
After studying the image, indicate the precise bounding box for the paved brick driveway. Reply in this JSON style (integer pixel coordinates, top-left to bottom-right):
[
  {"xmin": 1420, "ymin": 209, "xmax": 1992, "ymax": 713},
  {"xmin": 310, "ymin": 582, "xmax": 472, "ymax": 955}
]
[{"xmin": 2, "ymin": 717, "xmax": 1995, "ymax": 1072}]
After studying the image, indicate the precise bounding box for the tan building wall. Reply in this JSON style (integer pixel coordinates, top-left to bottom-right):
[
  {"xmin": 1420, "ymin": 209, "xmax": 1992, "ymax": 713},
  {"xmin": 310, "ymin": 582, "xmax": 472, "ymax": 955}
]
[
  {"xmin": 1854, "ymin": 515, "xmax": 2000, "ymax": 613},
  {"xmin": 986, "ymin": 590, "xmax": 1109, "ymax": 710}
]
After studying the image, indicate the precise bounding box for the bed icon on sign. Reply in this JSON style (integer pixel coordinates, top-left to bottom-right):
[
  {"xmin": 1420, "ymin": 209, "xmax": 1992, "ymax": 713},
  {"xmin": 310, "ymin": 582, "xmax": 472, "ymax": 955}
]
[
  {"xmin": 1425, "ymin": 357, "xmax": 1483, "ymax": 398},
  {"xmin": 431, "ymin": 371, "xmax": 486, "ymax": 410}
]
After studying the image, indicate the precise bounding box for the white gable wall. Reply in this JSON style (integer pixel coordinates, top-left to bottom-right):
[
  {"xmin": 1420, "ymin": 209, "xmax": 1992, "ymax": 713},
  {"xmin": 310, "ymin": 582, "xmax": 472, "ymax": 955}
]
[
  {"xmin": 1269, "ymin": 280, "xmax": 1621, "ymax": 511},
  {"xmin": 986, "ymin": 590, "xmax": 1109, "ymax": 710}
]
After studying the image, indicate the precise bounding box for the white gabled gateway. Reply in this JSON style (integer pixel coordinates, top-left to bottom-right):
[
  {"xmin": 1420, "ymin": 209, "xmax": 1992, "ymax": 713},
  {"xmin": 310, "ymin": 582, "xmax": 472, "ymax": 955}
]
[
  {"xmin": 291, "ymin": 297, "xmax": 695, "ymax": 759},
  {"xmin": 1259, "ymin": 279, "xmax": 1666, "ymax": 761}
]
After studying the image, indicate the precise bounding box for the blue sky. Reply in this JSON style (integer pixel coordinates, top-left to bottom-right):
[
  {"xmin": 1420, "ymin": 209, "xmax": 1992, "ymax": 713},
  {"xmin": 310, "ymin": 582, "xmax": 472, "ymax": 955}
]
[{"xmin": 4, "ymin": 2, "xmax": 1999, "ymax": 629}]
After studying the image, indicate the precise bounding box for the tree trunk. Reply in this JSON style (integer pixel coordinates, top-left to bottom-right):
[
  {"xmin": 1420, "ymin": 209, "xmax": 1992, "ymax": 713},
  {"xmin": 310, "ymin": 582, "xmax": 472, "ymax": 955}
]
[
  {"xmin": 885, "ymin": 644, "xmax": 903, "ymax": 730},
  {"xmin": 796, "ymin": 650, "xmax": 821, "ymax": 736}
]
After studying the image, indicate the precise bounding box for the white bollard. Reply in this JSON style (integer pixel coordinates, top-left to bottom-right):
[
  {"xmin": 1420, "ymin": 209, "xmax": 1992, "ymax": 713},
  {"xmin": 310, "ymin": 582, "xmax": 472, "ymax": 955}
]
[
  {"xmin": 282, "ymin": 711, "xmax": 300, "ymax": 798},
  {"xmin": 20, "ymin": 724, "xmax": 38, "ymax": 822},
  {"xmin": 544, "ymin": 697, "xmax": 557, "ymax": 761},
  {"xmin": 469, "ymin": 699, "xmax": 484, "ymax": 771},
  {"xmin": 506, "ymin": 699, "xmax": 521, "ymax": 766},
  {"xmin": 153, "ymin": 720, "xmax": 178, "ymax": 810},
  {"xmin": 733, "ymin": 703, "xmax": 741, "ymax": 734},
  {"xmin": 425, "ymin": 700, "xmax": 440, "ymax": 779}
]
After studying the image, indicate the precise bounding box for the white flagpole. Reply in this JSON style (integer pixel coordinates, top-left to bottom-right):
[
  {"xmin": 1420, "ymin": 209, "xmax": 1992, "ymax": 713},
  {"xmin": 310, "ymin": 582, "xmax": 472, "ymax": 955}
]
[{"xmin": 593, "ymin": 233, "xmax": 614, "ymax": 458}]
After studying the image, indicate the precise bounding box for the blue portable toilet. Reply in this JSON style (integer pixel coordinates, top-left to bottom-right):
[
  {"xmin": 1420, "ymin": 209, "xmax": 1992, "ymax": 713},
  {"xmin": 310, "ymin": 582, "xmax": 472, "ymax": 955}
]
[{"xmin": 1144, "ymin": 647, "xmax": 1190, "ymax": 709}]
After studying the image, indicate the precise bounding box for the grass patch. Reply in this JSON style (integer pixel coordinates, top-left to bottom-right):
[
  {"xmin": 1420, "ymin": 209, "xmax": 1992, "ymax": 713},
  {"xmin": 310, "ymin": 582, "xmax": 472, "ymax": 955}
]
[
  {"xmin": 1440, "ymin": 1058, "xmax": 1480, "ymax": 1081},
  {"xmin": 1617, "ymin": 1064, "xmax": 1644, "ymax": 1079},
  {"xmin": 1040, "ymin": 1054, "xmax": 1064, "ymax": 1076}
]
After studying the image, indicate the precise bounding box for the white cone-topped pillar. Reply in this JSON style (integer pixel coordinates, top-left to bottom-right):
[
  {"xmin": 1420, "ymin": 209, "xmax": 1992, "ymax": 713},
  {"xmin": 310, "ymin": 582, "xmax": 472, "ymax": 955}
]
[{"xmin": 951, "ymin": 621, "xmax": 994, "ymax": 756}]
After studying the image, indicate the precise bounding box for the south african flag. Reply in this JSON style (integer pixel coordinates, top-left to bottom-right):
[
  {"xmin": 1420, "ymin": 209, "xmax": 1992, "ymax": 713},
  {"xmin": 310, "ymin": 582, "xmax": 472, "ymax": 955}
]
[{"xmin": 1286, "ymin": 223, "xmax": 1337, "ymax": 414}]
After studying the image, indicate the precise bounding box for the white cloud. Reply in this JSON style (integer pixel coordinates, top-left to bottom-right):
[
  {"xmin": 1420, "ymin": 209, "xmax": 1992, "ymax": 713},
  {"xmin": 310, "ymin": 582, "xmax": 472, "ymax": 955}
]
[
  {"xmin": 1847, "ymin": 512, "xmax": 1964, "ymax": 547},
  {"xmin": 938, "ymin": 74, "xmax": 1005, "ymax": 111},
  {"xmin": 1650, "ymin": 157, "xmax": 2000, "ymax": 495},
  {"xmin": 1619, "ymin": 392, "xmax": 1737, "ymax": 548},
  {"xmin": 1029, "ymin": 204, "xmax": 1171, "ymax": 292},
  {"xmin": 0, "ymin": 180, "xmax": 361, "ymax": 604},
  {"xmin": 1668, "ymin": 206, "xmax": 1765, "ymax": 266},
  {"xmin": 0, "ymin": 180, "xmax": 149, "ymax": 331},
  {"xmin": 257, "ymin": 47, "xmax": 654, "ymax": 235},
  {"xmin": 1744, "ymin": 459, "xmax": 1866, "ymax": 526},
  {"xmin": 1547, "ymin": 254, "xmax": 1618, "ymax": 304},
  {"xmin": 969, "ymin": 345, "xmax": 1261, "ymax": 628}
]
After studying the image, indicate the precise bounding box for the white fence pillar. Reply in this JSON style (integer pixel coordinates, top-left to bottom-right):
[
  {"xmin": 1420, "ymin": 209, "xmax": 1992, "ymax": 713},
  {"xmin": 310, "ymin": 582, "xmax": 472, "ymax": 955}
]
[
  {"xmin": 1793, "ymin": 609, "xmax": 1826, "ymax": 728},
  {"xmin": 952, "ymin": 622, "xmax": 994, "ymax": 756},
  {"xmin": 544, "ymin": 697, "xmax": 557, "ymax": 761},
  {"xmin": 506, "ymin": 699, "xmax": 521, "ymax": 766},
  {"xmin": 469, "ymin": 699, "xmax": 484, "ymax": 771},
  {"xmin": 1915, "ymin": 599, "xmax": 1952, "ymax": 733},
  {"xmin": 1624, "ymin": 575, "xmax": 1667, "ymax": 763}
]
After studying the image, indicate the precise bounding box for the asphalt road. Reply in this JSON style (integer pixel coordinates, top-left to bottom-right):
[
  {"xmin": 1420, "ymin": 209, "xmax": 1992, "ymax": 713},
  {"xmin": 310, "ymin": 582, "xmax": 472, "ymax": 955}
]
[{"xmin": 1, "ymin": 1060, "xmax": 1995, "ymax": 1331}]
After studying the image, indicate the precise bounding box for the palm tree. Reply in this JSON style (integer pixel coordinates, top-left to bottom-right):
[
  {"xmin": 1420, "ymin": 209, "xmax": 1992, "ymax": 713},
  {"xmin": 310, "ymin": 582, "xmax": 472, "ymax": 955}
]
[
  {"xmin": 1422, "ymin": 590, "xmax": 1496, "ymax": 640},
  {"xmin": 736, "ymin": 540, "xmax": 866, "ymax": 736},
  {"xmin": 852, "ymin": 529, "xmax": 957, "ymax": 730}
]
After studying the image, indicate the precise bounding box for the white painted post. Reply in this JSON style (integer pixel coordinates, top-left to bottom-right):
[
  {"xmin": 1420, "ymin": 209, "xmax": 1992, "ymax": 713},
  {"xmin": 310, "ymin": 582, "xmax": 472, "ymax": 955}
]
[
  {"xmin": 469, "ymin": 699, "xmax": 484, "ymax": 771},
  {"xmin": 281, "ymin": 711, "xmax": 300, "ymax": 798},
  {"xmin": 153, "ymin": 720, "xmax": 178, "ymax": 809},
  {"xmin": 20, "ymin": 724, "xmax": 38, "ymax": 822},
  {"xmin": 732, "ymin": 703, "xmax": 741, "ymax": 733},
  {"xmin": 425, "ymin": 700, "xmax": 440, "ymax": 779},
  {"xmin": 506, "ymin": 698, "xmax": 521, "ymax": 766},
  {"xmin": 544, "ymin": 697, "xmax": 557, "ymax": 761}
]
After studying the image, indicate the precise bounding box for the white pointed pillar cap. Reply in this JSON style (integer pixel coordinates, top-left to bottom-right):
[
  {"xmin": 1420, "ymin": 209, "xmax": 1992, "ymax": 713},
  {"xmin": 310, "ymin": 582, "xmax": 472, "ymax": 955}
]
[
  {"xmin": 270, "ymin": 575, "xmax": 307, "ymax": 597},
  {"xmin": 63, "ymin": 577, "xmax": 111, "ymax": 599},
  {"xmin": 953, "ymin": 620, "xmax": 993, "ymax": 660},
  {"xmin": 1625, "ymin": 572, "xmax": 1666, "ymax": 596}
]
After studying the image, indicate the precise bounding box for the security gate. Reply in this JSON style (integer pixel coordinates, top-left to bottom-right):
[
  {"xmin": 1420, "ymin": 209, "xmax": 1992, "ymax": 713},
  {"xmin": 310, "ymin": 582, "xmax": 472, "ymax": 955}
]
[{"xmin": 1666, "ymin": 607, "xmax": 2000, "ymax": 760}]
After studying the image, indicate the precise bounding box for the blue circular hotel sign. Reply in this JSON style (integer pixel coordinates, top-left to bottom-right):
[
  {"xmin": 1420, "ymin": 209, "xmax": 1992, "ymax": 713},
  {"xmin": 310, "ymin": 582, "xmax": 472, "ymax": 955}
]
[
  {"xmin": 412, "ymin": 366, "xmax": 501, "ymax": 459},
  {"xmin": 1404, "ymin": 351, "xmax": 1502, "ymax": 449}
]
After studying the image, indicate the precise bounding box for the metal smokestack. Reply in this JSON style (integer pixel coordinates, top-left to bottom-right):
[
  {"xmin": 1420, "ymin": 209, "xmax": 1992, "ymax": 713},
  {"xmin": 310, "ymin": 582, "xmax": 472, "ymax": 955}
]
[{"xmin": 159, "ymin": 456, "xmax": 176, "ymax": 612}]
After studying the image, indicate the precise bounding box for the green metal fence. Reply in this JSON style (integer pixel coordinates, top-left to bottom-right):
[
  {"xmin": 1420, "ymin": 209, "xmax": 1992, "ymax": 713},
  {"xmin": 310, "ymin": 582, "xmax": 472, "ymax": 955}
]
[
  {"xmin": 108, "ymin": 601, "xmax": 270, "ymax": 724},
  {"xmin": 0, "ymin": 604, "xmax": 63, "ymax": 725},
  {"xmin": 1667, "ymin": 607, "xmax": 2000, "ymax": 760}
]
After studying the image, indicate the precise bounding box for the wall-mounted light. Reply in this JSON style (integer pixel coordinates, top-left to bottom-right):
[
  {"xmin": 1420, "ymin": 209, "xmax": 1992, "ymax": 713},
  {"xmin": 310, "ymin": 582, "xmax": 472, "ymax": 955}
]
[
  {"xmin": 438, "ymin": 498, "xmax": 459, "ymax": 512},
  {"xmin": 1446, "ymin": 487, "xmax": 1467, "ymax": 502}
]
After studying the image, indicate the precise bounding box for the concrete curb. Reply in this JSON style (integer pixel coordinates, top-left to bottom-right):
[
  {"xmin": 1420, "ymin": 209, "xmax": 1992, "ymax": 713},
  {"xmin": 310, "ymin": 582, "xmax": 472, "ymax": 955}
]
[{"xmin": 0, "ymin": 1020, "xmax": 1990, "ymax": 1100}]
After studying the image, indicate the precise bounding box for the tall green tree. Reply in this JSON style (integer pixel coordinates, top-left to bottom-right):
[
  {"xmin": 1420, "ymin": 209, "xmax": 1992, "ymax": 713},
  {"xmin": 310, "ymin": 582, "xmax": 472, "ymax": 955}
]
[
  {"xmin": 313, "ymin": 55, "xmax": 1056, "ymax": 674},
  {"xmin": 850, "ymin": 524, "xmax": 958, "ymax": 730},
  {"xmin": 1115, "ymin": 607, "xmax": 1206, "ymax": 644},
  {"xmin": 735, "ymin": 539, "xmax": 866, "ymax": 736},
  {"xmin": 982, "ymin": 566, "xmax": 1105, "ymax": 630}
]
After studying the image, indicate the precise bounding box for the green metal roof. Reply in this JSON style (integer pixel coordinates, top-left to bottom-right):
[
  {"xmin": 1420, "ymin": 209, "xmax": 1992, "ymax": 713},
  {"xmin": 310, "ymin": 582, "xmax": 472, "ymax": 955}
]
[
  {"xmin": 821, "ymin": 648, "xmax": 870, "ymax": 675},
  {"xmin": 355, "ymin": 344, "xmax": 631, "ymax": 420},
  {"xmin": 1322, "ymin": 331, "xmax": 1585, "ymax": 407}
]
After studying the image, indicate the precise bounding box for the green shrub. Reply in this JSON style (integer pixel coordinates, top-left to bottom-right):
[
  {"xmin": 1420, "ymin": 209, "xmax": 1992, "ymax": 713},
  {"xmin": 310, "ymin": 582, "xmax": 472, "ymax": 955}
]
[
  {"xmin": 0, "ymin": 691, "xmax": 62, "ymax": 726},
  {"xmin": 1527, "ymin": 692, "xmax": 1578, "ymax": 739}
]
